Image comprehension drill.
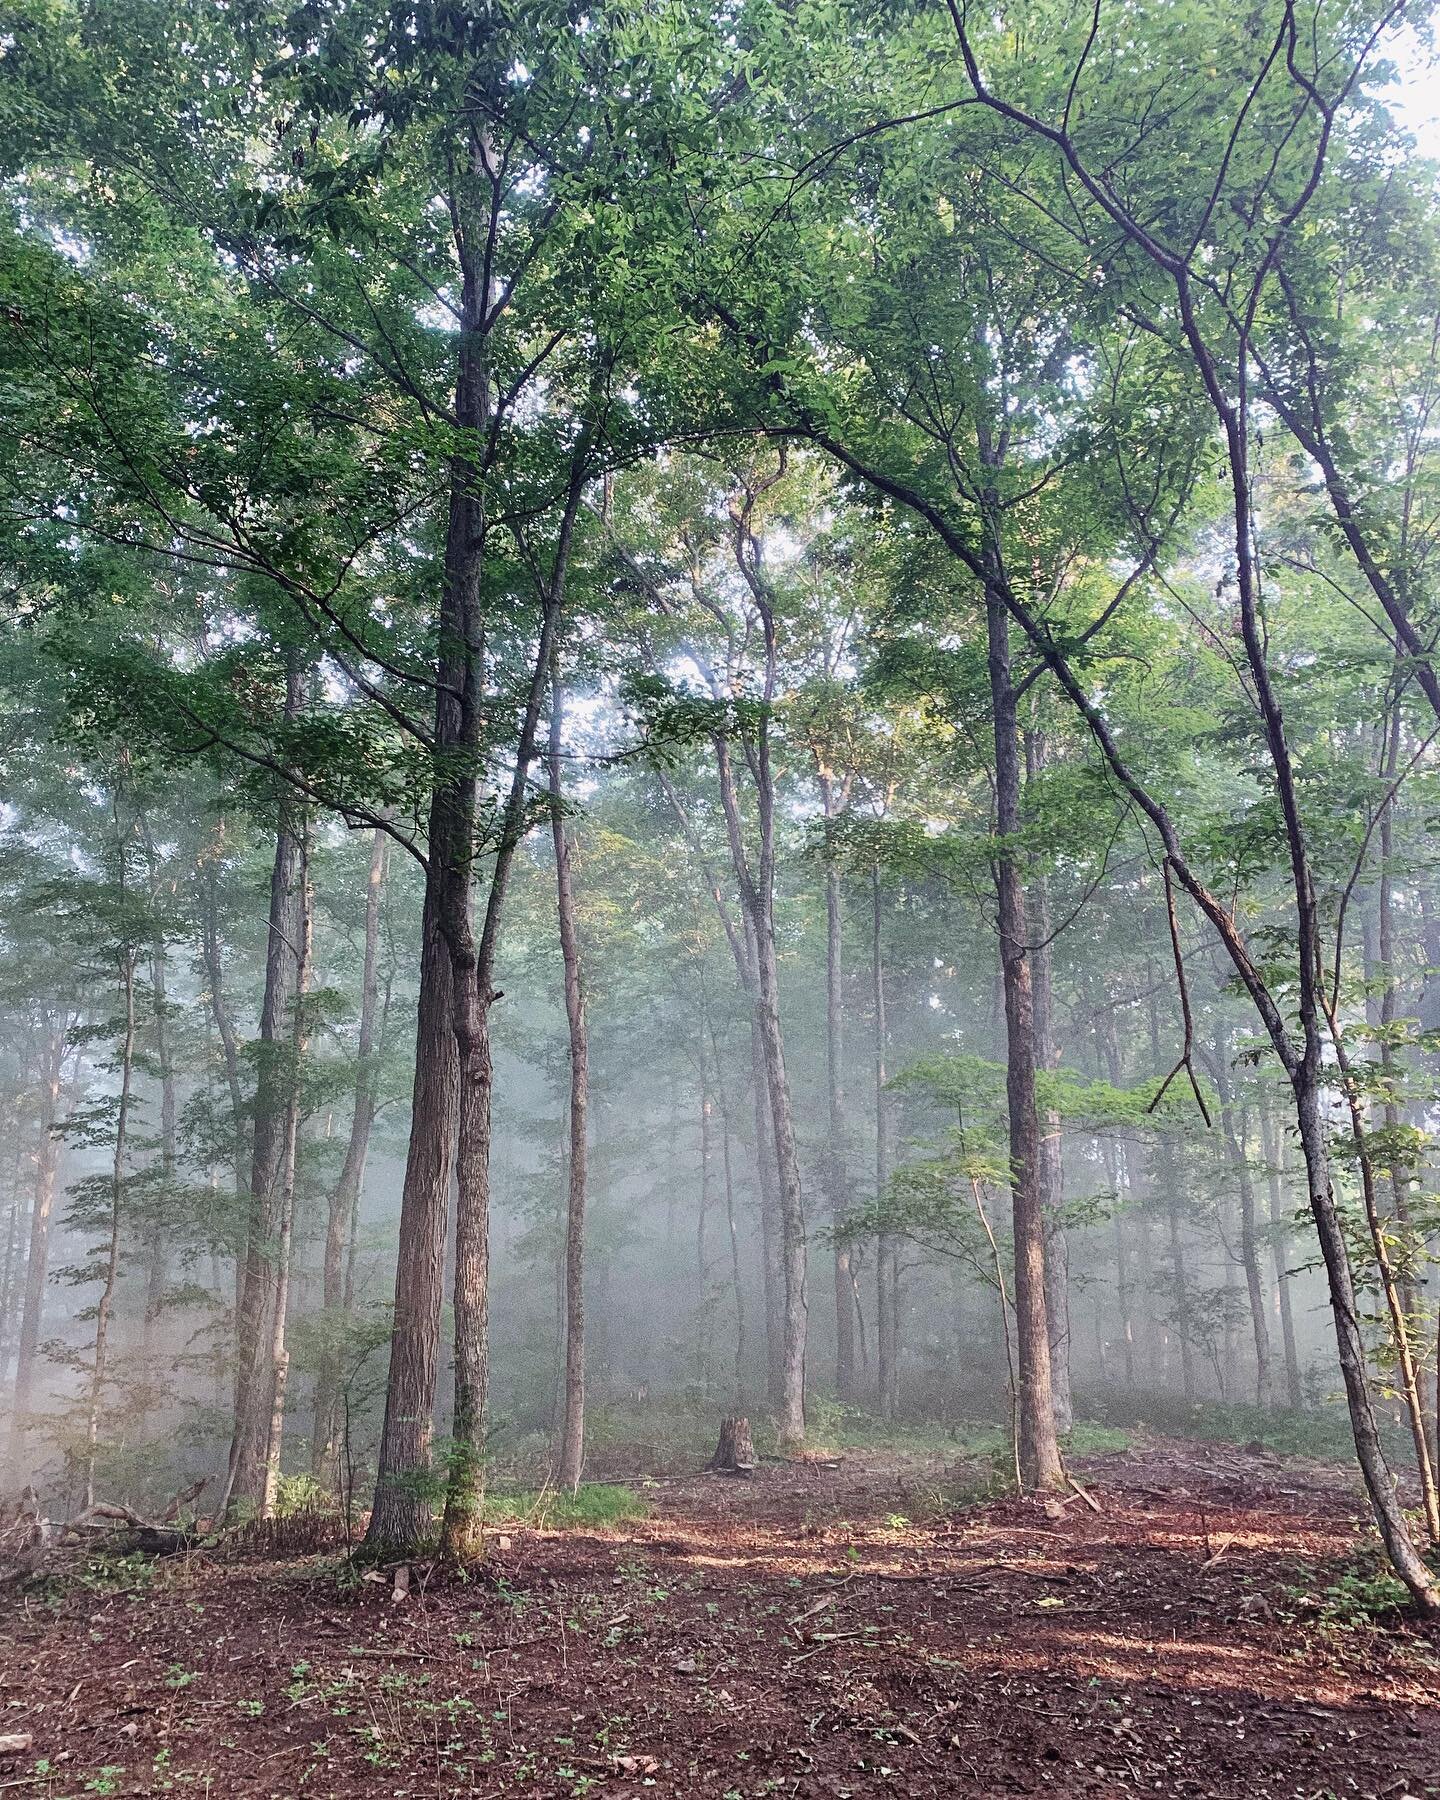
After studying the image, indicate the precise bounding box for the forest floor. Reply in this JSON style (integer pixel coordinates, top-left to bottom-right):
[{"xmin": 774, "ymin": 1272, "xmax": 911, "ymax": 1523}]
[{"xmin": 2, "ymin": 1435, "xmax": 1438, "ymax": 1799}]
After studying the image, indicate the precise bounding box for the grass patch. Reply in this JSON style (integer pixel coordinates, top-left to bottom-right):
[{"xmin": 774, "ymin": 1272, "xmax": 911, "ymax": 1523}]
[
  {"xmin": 803, "ymin": 1400, "xmax": 1131, "ymax": 1462},
  {"xmin": 483, "ymin": 1482, "xmax": 648, "ymax": 1531},
  {"xmin": 1065, "ymin": 1421, "xmax": 1132, "ymax": 1455}
]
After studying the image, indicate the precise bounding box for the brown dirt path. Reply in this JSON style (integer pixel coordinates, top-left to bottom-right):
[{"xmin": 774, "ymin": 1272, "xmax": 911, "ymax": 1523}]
[{"xmin": 1, "ymin": 1437, "xmax": 1437, "ymax": 1798}]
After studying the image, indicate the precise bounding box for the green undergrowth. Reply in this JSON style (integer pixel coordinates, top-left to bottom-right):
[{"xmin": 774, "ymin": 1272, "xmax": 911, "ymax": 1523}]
[
  {"xmin": 1085, "ymin": 1390, "xmax": 1409, "ymax": 1464},
  {"xmin": 803, "ymin": 1398, "xmax": 1131, "ymax": 1462},
  {"xmin": 481, "ymin": 1482, "xmax": 648, "ymax": 1531}
]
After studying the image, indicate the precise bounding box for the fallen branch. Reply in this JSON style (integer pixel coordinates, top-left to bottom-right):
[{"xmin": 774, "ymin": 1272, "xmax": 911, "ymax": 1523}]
[{"xmin": 1067, "ymin": 1476, "xmax": 1102, "ymax": 1515}]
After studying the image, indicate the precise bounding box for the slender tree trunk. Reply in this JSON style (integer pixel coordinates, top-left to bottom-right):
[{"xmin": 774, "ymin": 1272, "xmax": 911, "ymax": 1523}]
[
  {"xmin": 437, "ymin": 387, "xmax": 583, "ymax": 1558},
  {"xmin": 366, "ymin": 895, "xmax": 457, "ymax": 1551},
  {"xmin": 86, "ymin": 944, "xmax": 136, "ymax": 1509},
  {"xmin": 1323, "ymin": 1004, "xmax": 1440, "ymax": 1543},
  {"xmin": 1098, "ymin": 1017, "xmax": 1135, "ymax": 1386},
  {"xmin": 1166, "ymin": 1175, "xmax": 1196, "ymax": 1403},
  {"xmin": 1236, "ymin": 1109, "xmax": 1271, "ymax": 1407},
  {"xmin": 715, "ymin": 489, "xmax": 808, "ymax": 1447},
  {"xmin": 697, "ymin": 1026, "xmax": 713, "ymax": 1393},
  {"xmin": 223, "ymin": 659, "xmax": 305, "ymax": 1520},
  {"xmin": 263, "ymin": 835, "xmax": 312, "ymax": 1516},
  {"xmin": 750, "ymin": 915, "xmax": 807, "ymax": 1445},
  {"xmin": 9, "ymin": 1017, "xmax": 68, "ymax": 1472},
  {"xmin": 1211, "ymin": 1039, "xmax": 1272, "ymax": 1409},
  {"xmin": 985, "ymin": 582, "xmax": 1063, "ymax": 1491},
  {"xmin": 313, "ymin": 829, "xmax": 388, "ymax": 1486},
  {"xmin": 1375, "ymin": 718, "xmax": 1430, "ymax": 1450},
  {"xmin": 0, "ymin": 1135, "xmax": 22, "ymax": 1390},
  {"xmin": 138, "ymin": 829, "xmax": 176, "ymax": 1391},
  {"xmin": 1026, "ymin": 768, "xmax": 1070, "ymax": 1437},
  {"xmin": 550, "ymin": 675, "xmax": 590, "ymax": 1495},
  {"xmin": 751, "ymin": 1011, "xmax": 784, "ymax": 1403},
  {"xmin": 872, "ymin": 866, "xmax": 897, "ymax": 1420},
  {"xmin": 713, "ymin": 1050, "xmax": 747, "ymax": 1408},
  {"xmin": 819, "ymin": 789, "xmax": 855, "ymax": 1401},
  {"xmin": 713, "ymin": 715, "xmax": 806, "ymax": 1445},
  {"xmin": 1259, "ymin": 1102, "xmax": 1302, "ymax": 1408}
]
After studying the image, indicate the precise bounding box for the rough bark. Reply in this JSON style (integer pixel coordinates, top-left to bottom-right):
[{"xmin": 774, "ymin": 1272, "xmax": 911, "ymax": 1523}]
[
  {"xmin": 709, "ymin": 1415, "xmax": 755, "ymax": 1474},
  {"xmin": 370, "ymin": 120, "xmax": 491, "ymax": 1555},
  {"xmin": 364, "ymin": 896, "xmax": 457, "ymax": 1551}
]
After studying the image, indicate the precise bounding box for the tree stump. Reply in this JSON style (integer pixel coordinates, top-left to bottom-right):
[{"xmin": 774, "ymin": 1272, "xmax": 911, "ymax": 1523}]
[{"xmin": 708, "ymin": 1415, "xmax": 756, "ymax": 1476}]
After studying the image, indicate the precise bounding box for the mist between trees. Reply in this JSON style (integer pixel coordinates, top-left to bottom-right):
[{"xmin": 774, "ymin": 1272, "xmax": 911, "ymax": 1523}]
[{"xmin": 3, "ymin": 0, "xmax": 1440, "ymax": 1611}]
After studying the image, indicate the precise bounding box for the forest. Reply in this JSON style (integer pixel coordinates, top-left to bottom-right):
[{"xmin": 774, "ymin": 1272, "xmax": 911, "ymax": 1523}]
[{"xmin": 2, "ymin": 0, "xmax": 1440, "ymax": 1794}]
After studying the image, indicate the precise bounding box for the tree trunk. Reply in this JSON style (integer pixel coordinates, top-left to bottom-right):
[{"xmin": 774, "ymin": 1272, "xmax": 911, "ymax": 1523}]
[
  {"xmin": 751, "ymin": 1011, "xmax": 784, "ymax": 1404},
  {"xmin": 1026, "ymin": 772, "xmax": 1070, "ymax": 1438},
  {"xmin": 709, "ymin": 1414, "xmax": 755, "ymax": 1474},
  {"xmin": 85, "ymin": 944, "xmax": 136, "ymax": 1509},
  {"xmin": 8, "ymin": 1016, "xmax": 69, "ymax": 1474},
  {"xmin": 1259, "ymin": 1102, "xmax": 1302, "ymax": 1408},
  {"xmin": 1212, "ymin": 1041, "xmax": 1272, "ymax": 1409},
  {"xmin": 872, "ymin": 866, "xmax": 898, "ymax": 1420},
  {"xmin": 0, "ymin": 1135, "xmax": 22, "ymax": 1390},
  {"xmin": 697, "ymin": 1027, "xmax": 713, "ymax": 1393},
  {"xmin": 820, "ymin": 793, "xmax": 855, "ymax": 1401},
  {"xmin": 750, "ymin": 917, "xmax": 808, "ymax": 1446},
  {"xmin": 312, "ymin": 828, "xmax": 388, "ymax": 1487},
  {"xmin": 224, "ymin": 657, "xmax": 305, "ymax": 1520},
  {"xmin": 985, "ymin": 583, "xmax": 1063, "ymax": 1491},
  {"xmin": 365, "ymin": 890, "xmax": 457, "ymax": 1551},
  {"xmin": 714, "ymin": 1052, "xmax": 747, "ymax": 1408},
  {"xmin": 371, "ymin": 130, "xmax": 490, "ymax": 1554},
  {"xmin": 1099, "ymin": 1014, "xmax": 1136, "ymax": 1387},
  {"xmin": 550, "ymin": 675, "xmax": 590, "ymax": 1496},
  {"xmin": 262, "ymin": 834, "xmax": 313, "ymax": 1516},
  {"xmin": 438, "ymin": 372, "xmax": 584, "ymax": 1558},
  {"xmin": 138, "ymin": 821, "xmax": 176, "ymax": 1397},
  {"xmin": 716, "ymin": 489, "xmax": 808, "ymax": 1448}
]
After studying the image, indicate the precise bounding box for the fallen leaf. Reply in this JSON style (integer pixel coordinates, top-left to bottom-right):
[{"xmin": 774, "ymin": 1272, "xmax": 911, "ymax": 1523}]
[{"xmin": 611, "ymin": 1753, "xmax": 661, "ymax": 1776}]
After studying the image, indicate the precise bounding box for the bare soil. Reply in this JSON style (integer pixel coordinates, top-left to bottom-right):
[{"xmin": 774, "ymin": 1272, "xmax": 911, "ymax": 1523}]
[{"xmin": 2, "ymin": 1436, "xmax": 1437, "ymax": 1798}]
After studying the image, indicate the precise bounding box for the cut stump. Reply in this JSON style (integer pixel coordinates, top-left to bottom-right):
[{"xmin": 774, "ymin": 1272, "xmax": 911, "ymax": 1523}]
[{"xmin": 708, "ymin": 1416, "xmax": 756, "ymax": 1476}]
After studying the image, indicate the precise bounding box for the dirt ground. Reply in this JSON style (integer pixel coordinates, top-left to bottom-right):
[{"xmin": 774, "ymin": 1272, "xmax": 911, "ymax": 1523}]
[{"xmin": 2, "ymin": 1437, "xmax": 1438, "ymax": 1799}]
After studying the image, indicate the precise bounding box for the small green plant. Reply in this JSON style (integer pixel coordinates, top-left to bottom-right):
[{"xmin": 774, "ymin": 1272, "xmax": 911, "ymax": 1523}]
[
  {"xmin": 272, "ymin": 1471, "xmax": 330, "ymax": 1518},
  {"xmin": 1284, "ymin": 1563, "xmax": 1411, "ymax": 1628}
]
